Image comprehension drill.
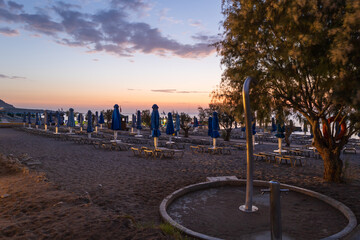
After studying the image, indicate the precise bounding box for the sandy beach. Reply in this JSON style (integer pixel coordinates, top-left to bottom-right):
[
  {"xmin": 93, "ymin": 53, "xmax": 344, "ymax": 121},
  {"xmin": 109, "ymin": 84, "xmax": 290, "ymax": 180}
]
[{"xmin": 0, "ymin": 127, "xmax": 359, "ymax": 239}]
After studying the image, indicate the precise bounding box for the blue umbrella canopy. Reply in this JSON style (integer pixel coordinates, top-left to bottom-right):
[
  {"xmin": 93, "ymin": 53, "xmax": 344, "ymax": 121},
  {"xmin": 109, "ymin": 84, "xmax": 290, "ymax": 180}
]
[
  {"xmin": 166, "ymin": 112, "xmax": 175, "ymax": 135},
  {"xmin": 99, "ymin": 112, "xmax": 105, "ymax": 124},
  {"xmin": 131, "ymin": 114, "xmax": 136, "ymax": 128},
  {"xmin": 151, "ymin": 104, "xmax": 161, "ymax": 137},
  {"xmin": 193, "ymin": 117, "xmax": 199, "ymax": 128},
  {"xmin": 67, "ymin": 108, "xmax": 75, "ymax": 127},
  {"xmin": 48, "ymin": 112, "xmax": 53, "ymax": 124},
  {"xmin": 252, "ymin": 122, "xmax": 256, "ymax": 135},
  {"xmin": 136, "ymin": 110, "xmax": 142, "ymax": 130},
  {"xmin": 35, "ymin": 113, "xmax": 40, "ymax": 126},
  {"xmin": 275, "ymin": 124, "xmax": 285, "ymax": 138},
  {"xmin": 27, "ymin": 112, "xmax": 31, "ymax": 124},
  {"xmin": 23, "ymin": 112, "xmax": 26, "ymax": 123},
  {"xmin": 95, "ymin": 111, "xmax": 99, "ymax": 127},
  {"xmin": 78, "ymin": 113, "xmax": 83, "ymax": 127},
  {"xmin": 59, "ymin": 113, "xmax": 64, "ymax": 125},
  {"xmin": 271, "ymin": 117, "xmax": 277, "ymax": 132},
  {"xmin": 87, "ymin": 110, "xmax": 93, "ymax": 133},
  {"xmin": 55, "ymin": 111, "xmax": 60, "ymax": 127},
  {"xmin": 208, "ymin": 116, "xmax": 213, "ymax": 137},
  {"xmin": 212, "ymin": 112, "xmax": 220, "ymax": 138},
  {"xmin": 111, "ymin": 104, "xmax": 121, "ymax": 130},
  {"xmin": 175, "ymin": 114, "xmax": 180, "ymax": 132}
]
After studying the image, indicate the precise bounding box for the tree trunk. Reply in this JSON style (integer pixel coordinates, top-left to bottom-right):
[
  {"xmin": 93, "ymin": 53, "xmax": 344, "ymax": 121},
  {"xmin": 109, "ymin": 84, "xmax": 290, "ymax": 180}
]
[
  {"xmin": 317, "ymin": 146, "xmax": 343, "ymax": 182},
  {"xmin": 184, "ymin": 129, "xmax": 189, "ymax": 137},
  {"xmin": 224, "ymin": 129, "xmax": 231, "ymax": 141}
]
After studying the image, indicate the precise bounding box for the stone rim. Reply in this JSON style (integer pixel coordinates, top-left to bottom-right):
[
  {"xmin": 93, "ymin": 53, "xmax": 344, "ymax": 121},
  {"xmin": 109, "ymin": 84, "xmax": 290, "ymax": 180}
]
[{"xmin": 159, "ymin": 179, "xmax": 357, "ymax": 240}]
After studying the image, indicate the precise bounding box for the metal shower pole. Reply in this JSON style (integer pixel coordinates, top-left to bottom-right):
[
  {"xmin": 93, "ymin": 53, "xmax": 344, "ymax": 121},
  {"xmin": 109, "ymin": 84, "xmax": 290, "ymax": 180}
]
[{"xmin": 240, "ymin": 76, "xmax": 258, "ymax": 212}]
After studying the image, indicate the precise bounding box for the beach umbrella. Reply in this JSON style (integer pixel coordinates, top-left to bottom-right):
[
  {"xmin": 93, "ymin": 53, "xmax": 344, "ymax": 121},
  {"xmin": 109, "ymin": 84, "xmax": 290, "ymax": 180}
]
[
  {"xmin": 67, "ymin": 108, "xmax": 75, "ymax": 134},
  {"xmin": 111, "ymin": 104, "xmax": 122, "ymax": 141},
  {"xmin": 27, "ymin": 112, "xmax": 31, "ymax": 128},
  {"xmin": 131, "ymin": 114, "xmax": 136, "ymax": 133},
  {"xmin": 212, "ymin": 112, "xmax": 220, "ymax": 148},
  {"xmin": 271, "ymin": 117, "xmax": 277, "ymax": 132},
  {"xmin": 166, "ymin": 112, "xmax": 175, "ymax": 143},
  {"xmin": 275, "ymin": 123, "xmax": 285, "ymax": 154},
  {"xmin": 99, "ymin": 112, "xmax": 105, "ymax": 129},
  {"xmin": 175, "ymin": 114, "xmax": 180, "ymax": 138},
  {"xmin": 78, "ymin": 113, "xmax": 84, "ymax": 131},
  {"xmin": 87, "ymin": 110, "xmax": 93, "ymax": 138},
  {"xmin": 135, "ymin": 110, "xmax": 142, "ymax": 137},
  {"xmin": 44, "ymin": 111, "xmax": 48, "ymax": 131},
  {"xmin": 194, "ymin": 117, "xmax": 199, "ymax": 131},
  {"xmin": 55, "ymin": 111, "xmax": 60, "ymax": 134},
  {"xmin": 48, "ymin": 112, "xmax": 53, "ymax": 126},
  {"xmin": 35, "ymin": 113, "xmax": 40, "ymax": 129},
  {"xmin": 58, "ymin": 113, "xmax": 64, "ymax": 126},
  {"xmin": 208, "ymin": 117, "xmax": 213, "ymax": 137},
  {"xmin": 22, "ymin": 112, "xmax": 26, "ymax": 127},
  {"xmin": 151, "ymin": 104, "xmax": 161, "ymax": 148},
  {"xmin": 95, "ymin": 111, "xmax": 99, "ymax": 133}
]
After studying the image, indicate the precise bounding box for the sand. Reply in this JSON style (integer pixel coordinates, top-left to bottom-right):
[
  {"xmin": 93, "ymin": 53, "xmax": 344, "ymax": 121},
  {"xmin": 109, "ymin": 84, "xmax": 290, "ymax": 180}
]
[{"xmin": 0, "ymin": 127, "xmax": 359, "ymax": 239}]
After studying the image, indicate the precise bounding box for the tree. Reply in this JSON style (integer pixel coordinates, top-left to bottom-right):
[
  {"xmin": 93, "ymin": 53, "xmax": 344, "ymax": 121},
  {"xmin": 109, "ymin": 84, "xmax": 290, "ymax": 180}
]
[
  {"xmin": 179, "ymin": 112, "xmax": 192, "ymax": 137},
  {"xmin": 141, "ymin": 110, "xmax": 151, "ymax": 127},
  {"xmin": 199, "ymin": 103, "xmax": 236, "ymax": 141},
  {"xmin": 217, "ymin": 0, "xmax": 360, "ymax": 182},
  {"xmin": 104, "ymin": 109, "xmax": 113, "ymax": 128}
]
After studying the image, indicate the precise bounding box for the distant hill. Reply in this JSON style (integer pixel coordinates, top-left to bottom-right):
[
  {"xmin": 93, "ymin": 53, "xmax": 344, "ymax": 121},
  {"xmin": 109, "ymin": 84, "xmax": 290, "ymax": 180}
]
[{"xmin": 0, "ymin": 99, "xmax": 15, "ymax": 109}]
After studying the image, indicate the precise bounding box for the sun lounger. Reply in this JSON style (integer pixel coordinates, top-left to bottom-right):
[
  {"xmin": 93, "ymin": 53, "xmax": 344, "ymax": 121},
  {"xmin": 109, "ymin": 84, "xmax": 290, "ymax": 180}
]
[
  {"xmin": 254, "ymin": 152, "xmax": 267, "ymax": 161},
  {"xmin": 343, "ymin": 147, "xmax": 356, "ymax": 154},
  {"xmin": 208, "ymin": 147, "xmax": 223, "ymax": 155},
  {"xmin": 131, "ymin": 147, "xmax": 142, "ymax": 156},
  {"xmin": 190, "ymin": 146, "xmax": 200, "ymax": 154}
]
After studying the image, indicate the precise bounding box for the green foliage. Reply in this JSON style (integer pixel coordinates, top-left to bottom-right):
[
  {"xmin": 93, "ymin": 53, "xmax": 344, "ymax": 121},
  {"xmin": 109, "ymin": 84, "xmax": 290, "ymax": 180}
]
[
  {"xmin": 141, "ymin": 110, "xmax": 151, "ymax": 127},
  {"xmin": 104, "ymin": 109, "xmax": 113, "ymax": 124},
  {"xmin": 217, "ymin": 0, "xmax": 360, "ymax": 182},
  {"xmin": 159, "ymin": 223, "xmax": 185, "ymax": 239},
  {"xmin": 180, "ymin": 112, "xmax": 192, "ymax": 137}
]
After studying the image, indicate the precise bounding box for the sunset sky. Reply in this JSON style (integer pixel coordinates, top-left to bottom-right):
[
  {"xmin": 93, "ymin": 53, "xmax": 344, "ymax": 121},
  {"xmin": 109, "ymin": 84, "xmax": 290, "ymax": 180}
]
[{"xmin": 0, "ymin": 0, "xmax": 223, "ymax": 114}]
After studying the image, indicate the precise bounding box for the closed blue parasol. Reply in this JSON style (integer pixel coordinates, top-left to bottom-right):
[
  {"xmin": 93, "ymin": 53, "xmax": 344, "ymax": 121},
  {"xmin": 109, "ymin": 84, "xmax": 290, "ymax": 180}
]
[
  {"xmin": 275, "ymin": 123, "xmax": 285, "ymax": 154},
  {"xmin": 211, "ymin": 112, "xmax": 220, "ymax": 148},
  {"xmin": 271, "ymin": 117, "xmax": 277, "ymax": 132},
  {"xmin": 151, "ymin": 104, "xmax": 161, "ymax": 137},
  {"xmin": 175, "ymin": 114, "xmax": 180, "ymax": 134},
  {"xmin": 59, "ymin": 113, "xmax": 64, "ymax": 126},
  {"xmin": 27, "ymin": 112, "xmax": 31, "ymax": 124},
  {"xmin": 132, "ymin": 114, "xmax": 136, "ymax": 128},
  {"xmin": 275, "ymin": 124, "xmax": 285, "ymax": 138},
  {"xmin": 166, "ymin": 112, "xmax": 175, "ymax": 140},
  {"xmin": 95, "ymin": 111, "xmax": 99, "ymax": 127},
  {"xmin": 208, "ymin": 116, "xmax": 213, "ymax": 137},
  {"xmin": 99, "ymin": 112, "xmax": 105, "ymax": 125},
  {"xmin": 48, "ymin": 112, "xmax": 53, "ymax": 125},
  {"xmin": 252, "ymin": 122, "xmax": 256, "ymax": 135},
  {"xmin": 35, "ymin": 113, "xmax": 40, "ymax": 127},
  {"xmin": 136, "ymin": 110, "xmax": 142, "ymax": 130},
  {"xmin": 78, "ymin": 113, "xmax": 84, "ymax": 131},
  {"xmin": 87, "ymin": 110, "xmax": 93, "ymax": 133},
  {"xmin": 55, "ymin": 111, "xmax": 60, "ymax": 127},
  {"xmin": 193, "ymin": 117, "xmax": 199, "ymax": 128},
  {"xmin": 111, "ymin": 104, "xmax": 121, "ymax": 141},
  {"xmin": 23, "ymin": 112, "xmax": 26, "ymax": 123},
  {"xmin": 43, "ymin": 111, "xmax": 48, "ymax": 130},
  {"xmin": 67, "ymin": 108, "xmax": 75, "ymax": 127},
  {"xmin": 212, "ymin": 112, "xmax": 220, "ymax": 138},
  {"xmin": 111, "ymin": 104, "xmax": 121, "ymax": 130}
]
